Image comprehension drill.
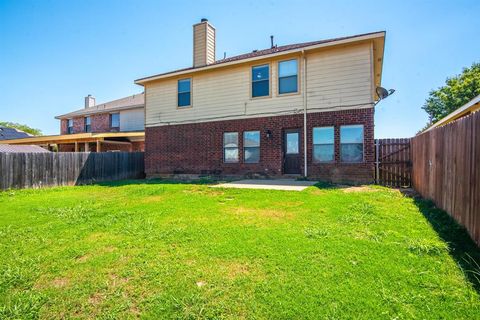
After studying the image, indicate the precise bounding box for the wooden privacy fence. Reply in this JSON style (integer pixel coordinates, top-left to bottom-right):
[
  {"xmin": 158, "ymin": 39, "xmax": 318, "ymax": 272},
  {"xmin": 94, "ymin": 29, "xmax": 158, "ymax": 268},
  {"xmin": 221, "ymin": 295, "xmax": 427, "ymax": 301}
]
[
  {"xmin": 411, "ymin": 112, "xmax": 480, "ymax": 245},
  {"xmin": 375, "ymin": 138, "xmax": 412, "ymax": 187},
  {"xmin": 0, "ymin": 152, "xmax": 145, "ymax": 190}
]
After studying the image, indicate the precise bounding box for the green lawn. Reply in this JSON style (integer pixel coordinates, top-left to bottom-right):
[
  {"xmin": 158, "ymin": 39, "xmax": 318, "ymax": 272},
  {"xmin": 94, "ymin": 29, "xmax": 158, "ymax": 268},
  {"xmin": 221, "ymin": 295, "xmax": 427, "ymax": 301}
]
[{"xmin": 0, "ymin": 181, "xmax": 479, "ymax": 319}]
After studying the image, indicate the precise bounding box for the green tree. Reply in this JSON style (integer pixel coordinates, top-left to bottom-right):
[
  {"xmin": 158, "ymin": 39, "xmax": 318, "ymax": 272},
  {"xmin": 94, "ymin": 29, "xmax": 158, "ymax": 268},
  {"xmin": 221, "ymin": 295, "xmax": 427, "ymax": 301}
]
[
  {"xmin": 423, "ymin": 62, "xmax": 480, "ymax": 124},
  {"xmin": 0, "ymin": 121, "xmax": 42, "ymax": 136}
]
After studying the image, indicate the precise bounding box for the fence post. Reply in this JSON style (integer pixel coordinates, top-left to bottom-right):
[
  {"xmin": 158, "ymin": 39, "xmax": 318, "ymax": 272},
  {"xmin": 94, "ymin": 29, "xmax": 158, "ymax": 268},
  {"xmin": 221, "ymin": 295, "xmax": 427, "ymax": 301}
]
[{"xmin": 375, "ymin": 140, "xmax": 380, "ymax": 184}]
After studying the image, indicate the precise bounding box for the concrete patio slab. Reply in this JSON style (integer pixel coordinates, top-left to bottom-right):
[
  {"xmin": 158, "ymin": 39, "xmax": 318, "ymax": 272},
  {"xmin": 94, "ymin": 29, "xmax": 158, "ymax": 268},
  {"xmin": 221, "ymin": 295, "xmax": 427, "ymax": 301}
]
[{"xmin": 212, "ymin": 179, "xmax": 318, "ymax": 191}]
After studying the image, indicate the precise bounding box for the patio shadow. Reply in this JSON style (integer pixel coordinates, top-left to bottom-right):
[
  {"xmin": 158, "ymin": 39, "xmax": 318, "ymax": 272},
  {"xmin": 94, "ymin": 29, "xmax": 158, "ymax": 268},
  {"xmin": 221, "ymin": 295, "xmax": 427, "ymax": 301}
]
[{"xmin": 412, "ymin": 195, "xmax": 480, "ymax": 293}]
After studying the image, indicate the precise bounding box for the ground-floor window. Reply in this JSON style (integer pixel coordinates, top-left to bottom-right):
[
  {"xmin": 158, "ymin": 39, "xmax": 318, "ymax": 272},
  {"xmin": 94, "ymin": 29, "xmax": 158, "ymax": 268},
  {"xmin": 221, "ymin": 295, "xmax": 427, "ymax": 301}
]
[
  {"xmin": 313, "ymin": 126, "xmax": 334, "ymax": 162},
  {"xmin": 223, "ymin": 132, "xmax": 239, "ymax": 163},
  {"xmin": 340, "ymin": 125, "xmax": 364, "ymax": 162},
  {"xmin": 243, "ymin": 131, "xmax": 260, "ymax": 163}
]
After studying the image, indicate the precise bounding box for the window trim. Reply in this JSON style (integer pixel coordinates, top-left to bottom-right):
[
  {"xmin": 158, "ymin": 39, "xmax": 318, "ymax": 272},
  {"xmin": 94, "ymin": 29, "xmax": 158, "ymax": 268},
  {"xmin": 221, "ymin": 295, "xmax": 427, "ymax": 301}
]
[
  {"xmin": 84, "ymin": 116, "xmax": 91, "ymax": 133},
  {"xmin": 243, "ymin": 130, "xmax": 260, "ymax": 163},
  {"xmin": 177, "ymin": 78, "xmax": 192, "ymax": 109},
  {"xmin": 250, "ymin": 63, "xmax": 271, "ymax": 99},
  {"xmin": 277, "ymin": 58, "xmax": 300, "ymax": 96},
  {"xmin": 312, "ymin": 126, "xmax": 335, "ymax": 163},
  {"xmin": 340, "ymin": 124, "xmax": 364, "ymax": 163},
  {"xmin": 110, "ymin": 112, "xmax": 120, "ymax": 129},
  {"xmin": 223, "ymin": 132, "xmax": 239, "ymax": 163}
]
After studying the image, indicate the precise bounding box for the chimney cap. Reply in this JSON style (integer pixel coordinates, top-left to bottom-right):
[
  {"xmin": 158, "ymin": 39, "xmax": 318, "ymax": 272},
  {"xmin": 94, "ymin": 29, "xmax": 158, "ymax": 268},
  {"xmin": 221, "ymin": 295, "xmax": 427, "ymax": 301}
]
[{"xmin": 201, "ymin": 18, "xmax": 208, "ymax": 22}]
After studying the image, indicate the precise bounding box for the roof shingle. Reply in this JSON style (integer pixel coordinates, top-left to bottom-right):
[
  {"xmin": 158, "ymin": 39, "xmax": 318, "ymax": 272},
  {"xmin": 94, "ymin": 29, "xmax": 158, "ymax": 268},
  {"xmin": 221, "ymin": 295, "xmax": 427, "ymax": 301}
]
[
  {"xmin": 135, "ymin": 31, "xmax": 385, "ymax": 83},
  {"xmin": 0, "ymin": 126, "xmax": 32, "ymax": 140},
  {"xmin": 56, "ymin": 93, "xmax": 144, "ymax": 119},
  {"xmin": 0, "ymin": 144, "xmax": 50, "ymax": 153}
]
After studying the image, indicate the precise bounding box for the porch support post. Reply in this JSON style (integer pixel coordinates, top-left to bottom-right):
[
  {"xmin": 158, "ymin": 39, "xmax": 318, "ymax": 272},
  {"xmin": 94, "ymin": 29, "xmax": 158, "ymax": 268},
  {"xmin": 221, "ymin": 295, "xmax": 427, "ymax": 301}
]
[
  {"xmin": 74, "ymin": 142, "xmax": 79, "ymax": 152},
  {"xmin": 96, "ymin": 140, "xmax": 101, "ymax": 152},
  {"xmin": 84, "ymin": 142, "xmax": 89, "ymax": 152}
]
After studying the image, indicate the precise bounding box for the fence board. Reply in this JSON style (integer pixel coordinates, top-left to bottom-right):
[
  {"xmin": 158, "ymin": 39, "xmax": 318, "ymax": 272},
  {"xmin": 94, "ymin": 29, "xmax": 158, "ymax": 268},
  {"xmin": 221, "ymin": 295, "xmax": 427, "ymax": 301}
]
[
  {"xmin": 0, "ymin": 152, "xmax": 145, "ymax": 190},
  {"xmin": 411, "ymin": 112, "xmax": 480, "ymax": 245}
]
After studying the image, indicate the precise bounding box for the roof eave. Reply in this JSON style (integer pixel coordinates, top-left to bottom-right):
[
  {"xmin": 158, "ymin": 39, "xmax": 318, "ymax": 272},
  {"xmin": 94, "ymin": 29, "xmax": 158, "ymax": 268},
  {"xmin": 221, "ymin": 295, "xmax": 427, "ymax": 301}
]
[
  {"xmin": 425, "ymin": 94, "xmax": 480, "ymax": 132},
  {"xmin": 55, "ymin": 104, "xmax": 145, "ymax": 120},
  {"xmin": 134, "ymin": 31, "xmax": 386, "ymax": 85}
]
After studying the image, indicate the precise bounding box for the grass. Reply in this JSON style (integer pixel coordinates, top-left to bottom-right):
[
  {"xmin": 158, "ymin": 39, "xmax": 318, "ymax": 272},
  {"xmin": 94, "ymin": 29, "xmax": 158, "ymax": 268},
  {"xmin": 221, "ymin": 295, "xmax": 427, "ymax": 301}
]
[{"xmin": 0, "ymin": 180, "xmax": 479, "ymax": 319}]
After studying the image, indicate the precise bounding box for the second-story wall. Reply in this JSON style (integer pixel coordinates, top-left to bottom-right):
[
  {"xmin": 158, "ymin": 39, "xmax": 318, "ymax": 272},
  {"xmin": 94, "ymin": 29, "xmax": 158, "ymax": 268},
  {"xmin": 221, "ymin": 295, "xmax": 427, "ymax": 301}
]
[
  {"xmin": 60, "ymin": 108, "xmax": 144, "ymax": 134},
  {"xmin": 145, "ymin": 42, "xmax": 374, "ymax": 127}
]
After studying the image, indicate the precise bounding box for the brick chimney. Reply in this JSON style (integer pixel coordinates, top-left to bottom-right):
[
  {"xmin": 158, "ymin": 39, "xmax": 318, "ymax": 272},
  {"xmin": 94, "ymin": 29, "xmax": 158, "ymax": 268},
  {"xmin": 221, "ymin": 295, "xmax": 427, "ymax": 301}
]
[
  {"xmin": 193, "ymin": 18, "xmax": 216, "ymax": 67},
  {"xmin": 85, "ymin": 95, "xmax": 95, "ymax": 109}
]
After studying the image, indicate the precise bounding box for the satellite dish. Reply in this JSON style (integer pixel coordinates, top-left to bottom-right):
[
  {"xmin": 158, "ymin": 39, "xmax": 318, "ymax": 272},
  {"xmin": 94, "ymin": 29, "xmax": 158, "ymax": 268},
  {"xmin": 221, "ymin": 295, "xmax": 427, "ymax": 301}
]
[{"xmin": 376, "ymin": 87, "xmax": 389, "ymax": 100}]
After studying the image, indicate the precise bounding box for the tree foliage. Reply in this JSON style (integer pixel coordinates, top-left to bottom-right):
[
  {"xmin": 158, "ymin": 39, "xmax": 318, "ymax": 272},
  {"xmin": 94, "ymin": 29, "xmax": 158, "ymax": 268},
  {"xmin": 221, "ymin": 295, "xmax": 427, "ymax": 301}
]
[
  {"xmin": 423, "ymin": 62, "xmax": 480, "ymax": 124},
  {"xmin": 0, "ymin": 121, "xmax": 42, "ymax": 136}
]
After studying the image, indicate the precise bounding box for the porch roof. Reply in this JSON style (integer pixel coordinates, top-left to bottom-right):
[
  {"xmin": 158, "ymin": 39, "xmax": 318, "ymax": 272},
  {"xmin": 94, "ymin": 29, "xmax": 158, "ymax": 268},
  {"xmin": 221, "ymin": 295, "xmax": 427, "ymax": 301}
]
[{"xmin": 0, "ymin": 132, "xmax": 144, "ymax": 145}]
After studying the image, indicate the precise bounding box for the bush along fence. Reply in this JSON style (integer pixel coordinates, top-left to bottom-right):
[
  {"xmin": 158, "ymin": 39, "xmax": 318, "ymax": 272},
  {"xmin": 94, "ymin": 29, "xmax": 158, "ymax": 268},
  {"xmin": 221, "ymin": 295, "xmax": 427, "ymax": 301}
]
[
  {"xmin": 411, "ymin": 112, "xmax": 480, "ymax": 245},
  {"xmin": 0, "ymin": 152, "xmax": 145, "ymax": 190}
]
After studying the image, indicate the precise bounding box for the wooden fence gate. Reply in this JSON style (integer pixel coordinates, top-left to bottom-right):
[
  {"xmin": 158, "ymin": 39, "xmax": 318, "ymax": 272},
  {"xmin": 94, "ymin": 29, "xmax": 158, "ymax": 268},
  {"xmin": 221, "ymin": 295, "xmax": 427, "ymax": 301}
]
[{"xmin": 375, "ymin": 138, "xmax": 412, "ymax": 187}]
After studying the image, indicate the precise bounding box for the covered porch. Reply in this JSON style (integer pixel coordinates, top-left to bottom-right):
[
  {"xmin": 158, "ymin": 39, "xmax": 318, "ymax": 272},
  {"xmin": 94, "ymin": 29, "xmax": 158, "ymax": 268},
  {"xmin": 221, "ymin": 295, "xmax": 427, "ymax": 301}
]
[{"xmin": 0, "ymin": 132, "xmax": 145, "ymax": 152}]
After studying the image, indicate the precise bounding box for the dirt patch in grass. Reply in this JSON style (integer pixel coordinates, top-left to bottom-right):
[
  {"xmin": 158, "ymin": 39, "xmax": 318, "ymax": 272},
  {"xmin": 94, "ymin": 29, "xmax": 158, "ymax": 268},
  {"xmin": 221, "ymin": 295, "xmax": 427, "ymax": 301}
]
[
  {"xmin": 226, "ymin": 262, "xmax": 250, "ymax": 279},
  {"xmin": 51, "ymin": 277, "xmax": 69, "ymax": 288},
  {"xmin": 109, "ymin": 273, "xmax": 129, "ymax": 287},
  {"xmin": 342, "ymin": 185, "xmax": 378, "ymax": 193},
  {"xmin": 183, "ymin": 187, "xmax": 224, "ymax": 197},
  {"xmin": 76, "ymin": 254, "xmax": 91, "ymax": 263},
  {"xmin": 140, "ymin": 195, "xmax": 165, "ymax": 203},
  {"xmin": 88, "ymin": 292, "xmax": 104, "ymax": 306}
]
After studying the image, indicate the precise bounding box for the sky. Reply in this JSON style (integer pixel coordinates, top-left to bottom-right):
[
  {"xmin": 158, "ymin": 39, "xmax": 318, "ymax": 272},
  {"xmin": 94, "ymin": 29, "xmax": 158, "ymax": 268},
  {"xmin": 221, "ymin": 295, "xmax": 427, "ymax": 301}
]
[{"xmin": 0, "ymin": 0, "xmax": 479, "ymax": 137}]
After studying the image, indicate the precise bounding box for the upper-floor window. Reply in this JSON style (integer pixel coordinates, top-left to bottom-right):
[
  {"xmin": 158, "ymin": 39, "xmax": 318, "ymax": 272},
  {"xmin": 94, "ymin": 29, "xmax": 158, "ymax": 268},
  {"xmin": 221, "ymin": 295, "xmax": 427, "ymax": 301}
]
[
  {"xmin": 110, "ymin": 113, "xmax": 120, "ymax": 129},
  {"xmin": 340, "ymin": 125, "xmax": 364, "ymax": 163},
  {"xmin": 313, "ymin": 127, "xmax": 334, "ymax": 162},
  {"xmin": 84, "ymin": 116, "xmax": 91, "ymax": 133},
  {"xmin": 244, "ymin": 131, "xmax": 260, "ymax": 163},
  {"xmin": 223, "ymin": 132, "xmax": 239, "ymax": 163},
  {"xmin": 278, "ymin": 59, "xmax": 298, "ymax": 94},
  {"xmin": 178, "ymin": 78, "xmax": 191, "ymax": 107},
  {"xmin": 67, "ymin": 119, "xmax": 73, "ymax": 134},
  {"xmin": 252, "ymin": 64, "xmax": 269, "ymax": 98}
]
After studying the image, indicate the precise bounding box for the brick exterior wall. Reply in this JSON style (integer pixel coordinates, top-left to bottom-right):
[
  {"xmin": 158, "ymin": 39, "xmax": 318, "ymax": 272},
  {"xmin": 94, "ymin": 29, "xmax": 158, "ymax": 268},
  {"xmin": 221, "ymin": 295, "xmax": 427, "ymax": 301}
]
[
  {"xmin": 91, "ymin": 113, "xmax": 112, "ymax": 132},
  {"xmin": 60, "ymin": 113, "xmax": 113, "ymax": 134},
  {"xmin": 145, "ymin": 108, "xmax": 375, "ymax": 184}
]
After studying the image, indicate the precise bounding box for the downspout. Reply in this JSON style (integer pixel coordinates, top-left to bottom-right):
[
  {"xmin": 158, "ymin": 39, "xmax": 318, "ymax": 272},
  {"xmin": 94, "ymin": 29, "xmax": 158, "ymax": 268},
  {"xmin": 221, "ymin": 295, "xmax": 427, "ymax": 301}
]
[{"xmin": 302, "ymin": 50, "xmax": 308, "ymax": 178}]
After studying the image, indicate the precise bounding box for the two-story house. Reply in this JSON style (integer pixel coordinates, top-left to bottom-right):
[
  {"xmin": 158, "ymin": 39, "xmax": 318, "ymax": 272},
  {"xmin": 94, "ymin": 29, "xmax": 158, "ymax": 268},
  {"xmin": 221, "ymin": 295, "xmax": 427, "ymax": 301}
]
[
  {"xmin": 55, "ymin": 94, "xmax": 145, "ymax": 152},
  {"xmin": 0, "ymin": 94, "xmax": 146, "ymax": 152},
  {"xmin": 135, "ymin": 19, "xmax": 385, "ymax": 183}
]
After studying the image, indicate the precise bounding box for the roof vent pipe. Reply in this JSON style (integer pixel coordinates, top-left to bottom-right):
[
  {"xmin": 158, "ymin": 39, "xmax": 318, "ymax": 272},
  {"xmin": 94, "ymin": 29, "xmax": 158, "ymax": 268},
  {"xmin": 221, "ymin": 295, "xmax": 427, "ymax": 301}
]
[{"xmin": 270, "ymin": 35, "xmax": 274, "ymax": 49}]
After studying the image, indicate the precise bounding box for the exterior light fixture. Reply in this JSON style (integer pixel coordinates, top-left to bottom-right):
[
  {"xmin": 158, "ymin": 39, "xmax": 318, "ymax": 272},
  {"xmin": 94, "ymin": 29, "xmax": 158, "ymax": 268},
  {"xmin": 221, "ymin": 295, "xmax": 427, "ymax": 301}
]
[{"xmin": 265, "ymin": 129, "xmax": 272, "ymax": 139}]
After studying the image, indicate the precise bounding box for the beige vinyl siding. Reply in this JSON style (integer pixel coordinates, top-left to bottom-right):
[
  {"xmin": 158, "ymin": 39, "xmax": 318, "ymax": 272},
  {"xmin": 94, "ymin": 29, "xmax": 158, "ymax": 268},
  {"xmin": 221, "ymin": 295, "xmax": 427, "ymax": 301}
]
[
  {"xmin": 146, "ymin": 43, "xmax": 373, "ymax": 127},
  {"xmin": 193, "ymin": 23, "xmax": 207, "ymax": 67},
  {"xmin": 120, "ymin": 108, "xmax": 145, "ymax": 131},
  {"xmin": 206, "ymin": 25, "xmax": 215, "ymax": 64}
]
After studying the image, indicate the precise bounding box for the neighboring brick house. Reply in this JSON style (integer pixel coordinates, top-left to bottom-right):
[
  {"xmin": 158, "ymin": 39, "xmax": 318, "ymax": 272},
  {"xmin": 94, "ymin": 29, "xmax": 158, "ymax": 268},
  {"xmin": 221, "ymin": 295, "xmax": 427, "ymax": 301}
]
[
  {"xmin": 136, "ymin": 20, "xmax": 386, "ymax": 183},
  {"xmin": 54, "ymin": 94, "xmax": 145, "ymax": 152},
  {"xmin": 1, "ymin": 94, "xmax": 146, "ymax": 152}
]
